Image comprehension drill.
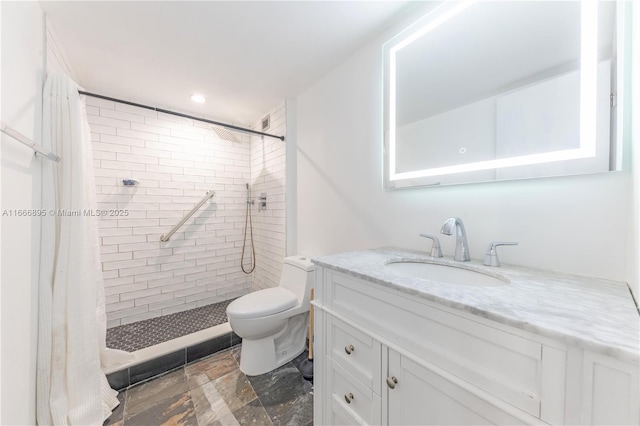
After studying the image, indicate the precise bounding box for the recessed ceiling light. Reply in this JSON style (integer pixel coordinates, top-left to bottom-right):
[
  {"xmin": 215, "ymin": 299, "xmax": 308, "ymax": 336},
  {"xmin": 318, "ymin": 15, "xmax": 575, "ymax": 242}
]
[{"xmin": 191, "ymin": 94, "xmax": 206, "ymax": 103}]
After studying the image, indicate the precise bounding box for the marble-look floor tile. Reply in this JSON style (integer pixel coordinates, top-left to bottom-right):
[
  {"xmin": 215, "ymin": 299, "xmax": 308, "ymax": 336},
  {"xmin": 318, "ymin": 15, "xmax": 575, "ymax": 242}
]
[
  {"xmin": 232, "ymin": 398, "xmax": 273, "ymax": 426},
  {"xmin": 104, "ymin": 390, "xmax": 126, "ymax": 426},
  {"xmin": 213, "ymin": 368, "xmax": 258, "ymax": 412},
  {"xmin": 185, "ymin": 349, "xmax": 238, "ymax": 389},
  {"xmin": 107, "ymin": 342, "xmax": 314, "ymax": 426},
  {"xmin": 125, "ymin": 369, "xmax": 189, "ymax": 419},
  {"xmin": 258, "ymin": 374, "xmax": 313, "ymax": 426},
  {"xmin": 230, "ymin": 344, "xmax": 242, "ymax": 364},
  {"xmin": 269, "ymin": 390, "xmax": 313, "ymax": 426},
  {"xmin": 123, "ymin": 390, "xmax": 197, "ymax": 426},
  {"xmin": 191, "ymin": 380, "xmax": 239, "ymax": 426},
  {"xmin": 246, "ymin": 363, "xmax": 301, "ymax": 397}
]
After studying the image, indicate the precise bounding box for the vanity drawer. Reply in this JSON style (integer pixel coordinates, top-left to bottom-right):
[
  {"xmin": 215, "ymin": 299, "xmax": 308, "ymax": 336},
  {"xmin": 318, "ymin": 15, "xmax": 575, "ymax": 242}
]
[
  {"xmin": 329, "ymin": 397, "xmax": 366, "ymax": 426},
  {"xmin": 328, "ymin": 271, "xmax": 544, "ymax": 418},
  {"xmin": 327, "ymin": 316, "xmax": 382, "ymax": 394},
  {"xmin": 329, "ymin": 358, "xmax": 381, "ymax": 425}
]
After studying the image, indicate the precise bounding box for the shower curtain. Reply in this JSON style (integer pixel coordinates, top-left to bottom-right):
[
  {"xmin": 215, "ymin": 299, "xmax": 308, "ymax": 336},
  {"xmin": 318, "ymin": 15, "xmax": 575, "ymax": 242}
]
[{"xmin": 36, "ymin": 73, "xmax": 123, "ymax": 424}]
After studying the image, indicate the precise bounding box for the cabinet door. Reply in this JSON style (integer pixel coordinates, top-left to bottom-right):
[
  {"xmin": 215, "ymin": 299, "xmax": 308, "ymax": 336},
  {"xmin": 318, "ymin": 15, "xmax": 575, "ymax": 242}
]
[
  {"xmin": 580, "ymin": 352, "xmax": 640, "ymax": 425},
  {"xmin": 387, "ymin": 350, "xmax": 537, "ymax": 425}
]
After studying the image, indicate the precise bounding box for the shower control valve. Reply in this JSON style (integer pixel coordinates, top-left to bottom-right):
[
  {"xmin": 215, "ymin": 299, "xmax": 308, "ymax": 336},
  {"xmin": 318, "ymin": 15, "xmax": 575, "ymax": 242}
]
[{"xmin": 258, "ymin": 193, "xmax": 267, "ymax": 212}]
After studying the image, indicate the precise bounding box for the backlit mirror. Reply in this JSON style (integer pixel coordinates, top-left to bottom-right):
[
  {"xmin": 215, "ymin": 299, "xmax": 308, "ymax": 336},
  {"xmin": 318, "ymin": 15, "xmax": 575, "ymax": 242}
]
[{"xmin": 383, "ymin": 0, "xmax": 623, "ymax": 188}]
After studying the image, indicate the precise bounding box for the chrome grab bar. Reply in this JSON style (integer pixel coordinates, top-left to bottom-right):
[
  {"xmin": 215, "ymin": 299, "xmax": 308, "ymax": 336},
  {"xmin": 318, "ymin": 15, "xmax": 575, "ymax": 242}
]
[
  {"xmin": 160, "ymin": 191, "xmax": 215, "ymax": 242},
  {"xmin": 1, "ymin": 121, "xmax": 61, "ymax": 162}
]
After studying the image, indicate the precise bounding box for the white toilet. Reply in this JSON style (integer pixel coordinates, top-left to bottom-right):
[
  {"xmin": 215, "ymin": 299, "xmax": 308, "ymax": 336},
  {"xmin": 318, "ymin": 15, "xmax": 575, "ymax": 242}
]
[{"xmin": 226, "ymin": 255, "xmax": 314, "ymax": 376}]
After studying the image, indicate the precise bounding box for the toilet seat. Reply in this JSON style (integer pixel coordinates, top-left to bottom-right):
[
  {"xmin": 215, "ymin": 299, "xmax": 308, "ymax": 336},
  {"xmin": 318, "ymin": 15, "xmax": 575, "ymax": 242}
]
[{"xmin": 227, "ymin": 287, "xmax": 298, "ymax": 319}]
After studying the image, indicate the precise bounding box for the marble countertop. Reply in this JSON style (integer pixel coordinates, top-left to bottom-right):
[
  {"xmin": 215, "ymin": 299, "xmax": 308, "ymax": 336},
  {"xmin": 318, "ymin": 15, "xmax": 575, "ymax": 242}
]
[{"xmin": 312, "ymin": 247, "xmax": 640, "ymax": 362}]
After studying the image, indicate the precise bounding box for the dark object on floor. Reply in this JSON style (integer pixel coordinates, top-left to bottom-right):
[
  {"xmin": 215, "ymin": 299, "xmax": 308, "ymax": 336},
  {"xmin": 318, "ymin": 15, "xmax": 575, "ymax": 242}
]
[{"xmin": 299, "ymin": 358, "xmax": 313, "ymax": 381}]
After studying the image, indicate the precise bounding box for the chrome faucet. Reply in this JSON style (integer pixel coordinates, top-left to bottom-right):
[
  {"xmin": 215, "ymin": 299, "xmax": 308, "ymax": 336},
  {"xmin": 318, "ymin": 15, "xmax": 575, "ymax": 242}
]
[
  {"xmin": 440, "ymin": 217, "xmax": 470, "ymax": 261},
  {"xmin": 484, "ymin": 242, "xmax": 518, "ymax": 267},
  {"xmin": 419, "ymin": 234, "xmax": 443, "ymax": 258}
]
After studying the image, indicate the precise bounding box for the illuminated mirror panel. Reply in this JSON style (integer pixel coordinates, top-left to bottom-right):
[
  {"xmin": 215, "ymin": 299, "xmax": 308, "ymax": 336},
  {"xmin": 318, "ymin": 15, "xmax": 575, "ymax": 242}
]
[{"xmin": 383, "ymin": 0, "xmax": 622, "ymax": 188}]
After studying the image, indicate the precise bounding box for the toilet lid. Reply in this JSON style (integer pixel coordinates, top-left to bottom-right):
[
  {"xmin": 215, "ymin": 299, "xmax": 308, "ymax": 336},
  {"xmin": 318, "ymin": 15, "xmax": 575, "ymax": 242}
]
[{"xmin": 227, "ymin": 287, "xmax": 298, "ymax": 319}]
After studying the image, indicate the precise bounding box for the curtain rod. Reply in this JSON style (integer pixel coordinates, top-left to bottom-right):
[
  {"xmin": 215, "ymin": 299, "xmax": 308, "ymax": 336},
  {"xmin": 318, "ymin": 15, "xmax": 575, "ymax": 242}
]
[{"xmin": 78, "ymin": 91, "xmax": 285, "ymax": 141}]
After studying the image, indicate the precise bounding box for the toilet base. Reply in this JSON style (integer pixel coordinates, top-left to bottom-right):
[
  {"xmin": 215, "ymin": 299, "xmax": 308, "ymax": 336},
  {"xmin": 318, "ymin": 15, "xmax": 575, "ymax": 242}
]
[{"xmin": 239, "ymin": 312, "xmax": 308, "ymax": 376}]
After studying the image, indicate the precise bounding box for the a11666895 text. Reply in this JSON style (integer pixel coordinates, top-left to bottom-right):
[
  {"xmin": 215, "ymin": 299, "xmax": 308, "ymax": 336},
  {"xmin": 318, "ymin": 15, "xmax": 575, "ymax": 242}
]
[{"xmin": 2, "ymin": 209, "xmax": 129, "ymax": 217}]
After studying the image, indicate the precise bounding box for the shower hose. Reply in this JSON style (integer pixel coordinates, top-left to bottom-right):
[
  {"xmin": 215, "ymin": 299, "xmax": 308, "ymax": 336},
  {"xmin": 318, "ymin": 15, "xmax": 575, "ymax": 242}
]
[{"xmin": 241, "ymin": 183, "xmax": 256, "ymax": 274}]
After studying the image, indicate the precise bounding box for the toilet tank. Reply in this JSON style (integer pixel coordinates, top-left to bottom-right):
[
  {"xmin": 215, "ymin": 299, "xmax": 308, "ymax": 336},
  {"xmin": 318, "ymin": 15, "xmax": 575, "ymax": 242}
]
[{"xmin": 279, "ymin": 256, "xmax": 314, "ymax": 305}]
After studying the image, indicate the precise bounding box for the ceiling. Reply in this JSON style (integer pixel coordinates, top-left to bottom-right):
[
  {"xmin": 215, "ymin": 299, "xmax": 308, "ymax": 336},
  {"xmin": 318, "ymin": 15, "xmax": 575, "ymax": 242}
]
[{"xmin": 41, "ymin": 1, "xmax": 413, "ymax": 127}]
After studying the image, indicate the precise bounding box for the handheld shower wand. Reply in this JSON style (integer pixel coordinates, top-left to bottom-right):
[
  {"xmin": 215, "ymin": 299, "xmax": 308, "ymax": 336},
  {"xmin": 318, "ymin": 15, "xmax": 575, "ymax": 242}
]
[{"xmin": 241, "ymin": 183, "xmax": 256, "ymax": 274}]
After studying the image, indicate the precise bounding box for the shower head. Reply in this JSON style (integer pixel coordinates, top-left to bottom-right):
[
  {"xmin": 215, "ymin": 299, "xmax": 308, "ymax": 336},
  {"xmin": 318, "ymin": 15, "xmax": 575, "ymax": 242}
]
[{"xmin": 211, "ymin": 125, "xmax": 241, "ymax": 143}]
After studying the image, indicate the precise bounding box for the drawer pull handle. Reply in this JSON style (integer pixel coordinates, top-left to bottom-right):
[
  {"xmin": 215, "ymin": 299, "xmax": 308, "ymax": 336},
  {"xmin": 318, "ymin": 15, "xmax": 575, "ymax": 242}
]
[
  {"xmin": 344, "ymin": 393, "xmax": 354, "ymax": 404},
  {"xmin": 386, "ymin": 376, "xmax": 398, "ymax": 389},
  {"xmin": 345, "ymin": 345, "xmax": 355, "ymax": 355}
]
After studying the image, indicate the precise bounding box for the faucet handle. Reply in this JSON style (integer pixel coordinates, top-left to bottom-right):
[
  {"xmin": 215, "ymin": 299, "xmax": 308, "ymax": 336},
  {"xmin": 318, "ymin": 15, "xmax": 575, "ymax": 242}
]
[
  {"xmin": 420, "ymin": 234, "xmax": 443, "ymax": 258},
  {"xmin": 484, "ymin": 242, "xmax": 518, "ymax": 267}
]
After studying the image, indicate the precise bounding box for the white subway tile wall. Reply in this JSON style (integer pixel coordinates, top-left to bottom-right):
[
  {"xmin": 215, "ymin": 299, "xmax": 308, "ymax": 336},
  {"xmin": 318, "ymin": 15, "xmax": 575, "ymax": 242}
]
[
  {"xmin": 86, "ymin": 97, "xmax": 280, "ymax": 327},
  {"xmin": 249, "ymin": 101, "xmax": 287, "ymax": 290}
]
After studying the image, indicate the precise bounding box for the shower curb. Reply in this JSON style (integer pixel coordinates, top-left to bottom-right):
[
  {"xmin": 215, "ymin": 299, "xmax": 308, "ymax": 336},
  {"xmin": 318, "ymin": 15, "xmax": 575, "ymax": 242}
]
[{"xmin": 106, "ymin": 331, "xmax": 241, "ymax": 390}]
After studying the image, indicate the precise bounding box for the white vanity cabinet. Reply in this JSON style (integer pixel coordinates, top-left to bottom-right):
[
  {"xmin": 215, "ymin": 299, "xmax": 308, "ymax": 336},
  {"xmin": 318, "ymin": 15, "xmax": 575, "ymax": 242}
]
[{"xmin": 312, "ymin": 266, "xmax": 640, "ymax": 426}]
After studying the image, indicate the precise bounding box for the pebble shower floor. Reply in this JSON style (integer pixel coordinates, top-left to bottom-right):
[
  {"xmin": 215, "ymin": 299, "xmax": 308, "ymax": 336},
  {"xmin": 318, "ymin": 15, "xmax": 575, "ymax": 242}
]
[{"xmin": 106, "ymin": 298, "xmax": 237, "ymax": 352}]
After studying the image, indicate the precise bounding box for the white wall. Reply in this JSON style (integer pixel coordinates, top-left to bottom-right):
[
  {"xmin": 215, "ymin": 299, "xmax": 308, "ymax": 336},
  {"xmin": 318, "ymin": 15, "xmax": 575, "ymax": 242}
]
[
  {"xmin": 628, "ymin": 2, "xmax": 639, "ymax": 303},
  {"xmin": 0, "ymin": 2, "xmax": 44, "ymax": 424},
  {"xmin": 294, "ymin": 10, "xmax": 634, "ymax": 284},
  {"xmin": 45, "ymin": 17, "xmax": 76, "ymax": 80},
  {"xmin": 86, "ymin": 99, "xmax": 252, "ymax": 327}
]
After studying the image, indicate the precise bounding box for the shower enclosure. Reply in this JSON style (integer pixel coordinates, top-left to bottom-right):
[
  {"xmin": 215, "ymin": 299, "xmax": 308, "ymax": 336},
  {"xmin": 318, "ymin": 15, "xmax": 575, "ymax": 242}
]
[{"xmin": 87, "ymin": 95, "xmax": 287, "ymax": 353}]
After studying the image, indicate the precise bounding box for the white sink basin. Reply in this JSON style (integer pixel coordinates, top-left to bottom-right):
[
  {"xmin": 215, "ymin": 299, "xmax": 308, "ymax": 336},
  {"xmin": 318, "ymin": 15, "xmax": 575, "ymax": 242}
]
[{"xmin": 386, "ymin": 262, "xmax": 507, "ymax": 286}]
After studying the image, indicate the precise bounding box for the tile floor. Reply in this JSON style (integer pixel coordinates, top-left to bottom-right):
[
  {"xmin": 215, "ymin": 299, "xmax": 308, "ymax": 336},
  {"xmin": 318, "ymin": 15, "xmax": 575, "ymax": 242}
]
[
  {"xmin": 107, "ymin": 299, "xmax": 237, "ymax": 352},
  {"xmin": 104, "ymin": 345, "xmax": 314, "ymax": 426}
]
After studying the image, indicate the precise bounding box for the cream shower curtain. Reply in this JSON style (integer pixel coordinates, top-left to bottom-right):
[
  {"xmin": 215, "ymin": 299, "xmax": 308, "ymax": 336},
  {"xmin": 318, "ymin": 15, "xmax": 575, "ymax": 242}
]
[{"xmin": 36, "ymin": 73, "xmax": 121, "ymax": 425}]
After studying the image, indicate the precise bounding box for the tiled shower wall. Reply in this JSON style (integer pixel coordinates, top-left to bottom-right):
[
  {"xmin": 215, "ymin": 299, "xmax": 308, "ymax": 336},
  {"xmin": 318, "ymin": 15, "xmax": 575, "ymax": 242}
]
[
  {"xmin": 86, "ymin": 97, "xmax": 254, "ymax": 327},
  {"xmin": 249, "ymin": 101, "xmax": 287, "ymax": 291}
]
